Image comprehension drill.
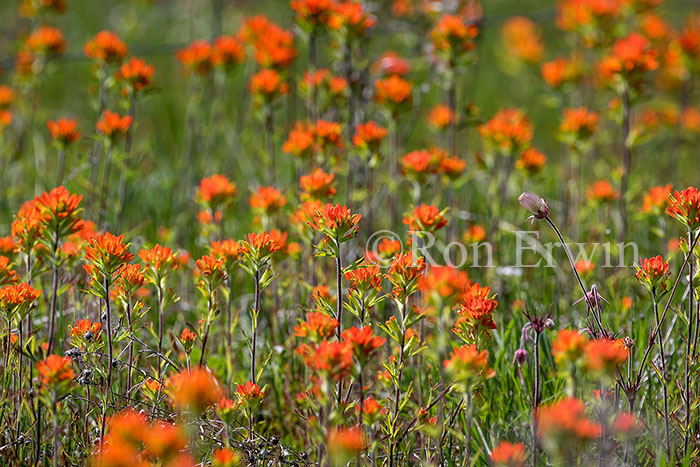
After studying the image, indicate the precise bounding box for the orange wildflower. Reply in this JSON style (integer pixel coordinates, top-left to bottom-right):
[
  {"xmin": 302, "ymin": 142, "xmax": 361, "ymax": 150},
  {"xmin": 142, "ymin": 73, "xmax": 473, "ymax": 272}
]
[
  {"xmin": 291, "ymin": 0, "xmax": 335, "ymax": 30},
  {"xmin": 250, "ymin": 186, "xmax": 287, "ymax": 214},
  {"xmin": 0, "ymin": 86, "xmax": 14, "ymax": 109},
  {"xmin": 403, "ymin": 204, "xmax": 448, "ymax": 232},
  {"xmin": 294, "ymin": 311, "xmax": 339, "ymax": 342},
  {"xmin": 212, "ymin": 36, "xmax": 246, "ymax": 66},
  {"xmin": 419, "ymin": 266, "xmax": 470, "ymax": 301},
  {"xmin": 329, "ymin": 1, "xmax": 376, "ymax": 36},
  {"xmin": 176, "ymin": 40, "xmax": 215, "ymax": 75},
  {"xmin": 116, "ymin": 57, "xmax": 154, "ymax": 92},
  {"xmin": 372, "ymin": 51, "xmax": 410, "ymax": 76},
  {"xmin": 283, "ymin": 121, "xmax": 316, "ymax": 159},
  {"xmin": 431, "ymin": 14, "xmax": 479, "ymax": 56},
  {"xmin": 353, "ymin": 121, "xmax": 388, "ymax": 153},
  {"xmin": 327, "ymin": 427, "xmax": 366, "ymax": 462},
  {"xmin": 97, "ymin": 110, "xmax": 132, "ymax": 140},
  {"xmin": 27, "ymin": 26, "xmax": 66, "ymax": 54},
  {"xmin": 666, "ymin": 186, "xmax": 700, "ymax": 230},
  {"xmin": 560, "ymin": 107, "xmax": 599, "ymax": 142},
  {"xmin": 427, "ymin": 104, "xmax": 457, "ymax": 130},
  {"xmin": 38, "ymin": 354, "xmax": 74, "ymax": 386},
  {"xmin": 536, "ymin": 397, "xmax": 601, "ymax": 449},
  {"xmin": 587, "ymin": 180, "xmax": 619, "ymax": 203},
  {"xmin": 584, "ymin": 338, "xmax": 629, "ymax": 374},
  {"xmin": 47, "ymin": 118, "xmax": 80, "ymax": 146},
  {"xmin": 551, "ymin": 329, "xmax": 589, "ymax": 365},
  {"xmin": 84, "ymin": 31, "xmax": 128, "ymax": 63},
  {"xmin": 635, "ymin": 255, "xmax": 670, "ymax": 292},
  {"xmin": 598, "ymin": 33, "xmax": 658, "ymax": 87},
  {"xmin": 85, "ymin": 232, "xmax": 134, "ymax": 275},
  {"xmin": 300, "ymin": 168, "xmax": 336, "ymax": 201},
  {"xmin": 197, "ymin": 174, "xmax": 237, "ymax": 208},
  {"xmin": 478, "ymin": 108, "xmax": 533, "ymax": 155},
  {"xmin": 491, "ymin": 441, "xmax": 527, "ymax": 467},
  {"xmin": 70, "ymin": 318, "xmax": 102, "ymax": 340},
  {"xmin": 166, "ymin": 367, "xmax": 223, "ymax": 413},
  {"xmin": 541, "ymin": 55, "xmax": 584, "ymax": 89},
  {"xmin": 249, "ymin": 68, "xmax": 289, "ymax": 101},
  {"xmin": 374, "ymin": 75, "xmax": 413, "ymax": 106},
  {"xmin": 341, "ymin": 326, "xmax": 385, "ymax": 361},
  {"xmin": 641, "ymin": 184, "xmax": 672, "ymax": 214},
  {"xmin": 443, "ymin": 343, "xmax": 495, "ymax": 384},
  {"xmin": 501, "ymin": 17, "xmax": 544, "ymax": 63},
  {"xmin": 515, "ymin": 148, "xmax": 546, "ymax": 175}
]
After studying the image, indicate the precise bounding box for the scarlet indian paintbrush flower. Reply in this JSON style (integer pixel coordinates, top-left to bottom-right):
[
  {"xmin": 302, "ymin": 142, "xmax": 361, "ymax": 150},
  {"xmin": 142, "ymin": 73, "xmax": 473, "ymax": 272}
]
[
  {"xmin": 294, "ymin": 311, "xmax": 339, "ymax": 342},
  {"xmin": 309, "ymin": 203, "xmax": 361, "ymax": 241},
  {"xmin": 666, "ymin": 186, "xmax": 700, "ymax": 230},
  {"xmin": 374, "ymin": 74, "xmax": 412, "ymax": 107},
  {"xmin": 97, "ymin": 110, "xmax": 132, "ymax": 142},
  {"xmin": 291, "ymin": 0, "xmax": 335, "ymax": 31},
  {"xmin": 541, "ymin": 54, "xmax": 584, "ymax": 89},
  {"xmin": 70, "ymin": 318, "xmax": 102, "ymax": 342},
  {"xmin": 418, "ymin": 265, "xmax": 470, "ymax": 303},
  {"xmin": 444, "ymin": 343, "xmax": 495, "ymax": 388},
  {"xmin": 342, "ymin": 326, "xmax": 385, "ymax": 363},
  {"xmin": 403, "ymin": 204, "xmax": 448, "ymax": 234},
  {"xmin": 85, "ymin": 232, "xmax": 133, "ymax": 276},
  {"xmin": 197, "ymin": 174, "xmax": 237, "ymax": 214},
  {"xmin": 0, "ymin": 282, "xmax": 41, "ymax": 321},
  {"xmin": 179, "ymin": 328, "xmax": 197, "ymax": 354},
  {"xmin": 47, "ymin": 118, "xmax": 80, "ymax": 147},
  {"xmin": 501, "ymin": 16, "xmax": 543, "ymax": 64},
  {"xmin": 212, "ymin": 36, "xmax": 246, "ymax": 67},
  {"xmin": 249, "ymin": 69, "xmax": 289, "ymax": 104},
  {"xmin": 283, "ymin": 122, "xmax": 316, "ymax": 159},
  {"xmin": 250, "ymin": 186, "xmax": 287, "ymax": 215},
  {"xmin": 453, "ymin": 282, "xmax": 498, "ymax": 344},
  {"xmin": 584, "ymin": 338, "xmax": 629, "ymax": 375},
  {"xmin": 300, "ymin": 168, "xmax": 336, "ymax": 201},
  {"xmin": 515, "ymin": 148, "xmax": 546, "ymax": 175},
  {"xmin": 491, "ymin": 441, "xmax": 527, "ymax": 467},
  {"xmin": 551, "ymin": 329, "xmax": 589, "ymax": 366},
  {"xmin": 559, "ymin": 107, "xmax": 599, "ymax": 144},
  {"xmin": 427, "ymin": 104, "xmax": 458, "ymax": 130},
  {"xmin": 84, "ymin": 31, "xmax": 128, "ymax": 64},
  {"xmin": 116, "ymin": 57, "xmax": 154, "ymax": 93},
  {"xmin": 327, "ymin": 427, "xmax": 366, "ymax": 466},
  {"xmin": 166, "ymin": 367, "xmax": 223, "ymax": 414},
  {"xmin": 353, "ymin": 120, "xmax": 388, "ymax": 154},
  {"xmin": 598, "ymin": 33, "xmax": 659, "ymax": 89},
  {"xmin": 176, "ymin": 40, "xmax": 215, "ymax": 75},
  {"xmin": 536, "ymin": 397, "xmax": 601, "ymax": 460},
  {"xmin": 297, "ymin": 339, "xmax": 353, "ymax": 382},
  {"xmin": 329, "ymin": 1, "xmax": 376, "ymax": 36},
  {"xmin": 478, "ymin": 108, "xmax": 533, "ymax": 156},
  {"xmin": 38, "ymin": 354, "xmax": 74, "ymax": 387},
  {"xmin": 635, "ymin": 255, "xmax": 671, "ymax": 293},
  {"xmin": 430, "ymin": 14, "xmax": 479, "ymax": 59},
  {"xmin": 27, "ymin": 26, "xmax": 66, "ymax": 54},
  {"xmin": 213, "ymin": 448, "xmax": 242, "ymax": 467},
  {"xmin": 587, "ymin": 180, "xmax": 619, "ymax": 203}
]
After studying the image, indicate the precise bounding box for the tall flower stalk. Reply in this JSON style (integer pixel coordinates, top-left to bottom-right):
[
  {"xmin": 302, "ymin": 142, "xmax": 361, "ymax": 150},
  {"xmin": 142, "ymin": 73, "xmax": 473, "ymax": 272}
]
[
  {"xmin": 240, "ymin": 232, "xmax": 281, "ymax": 382},
  {"xmin": 84, "ymin": 232, "xmax": 133, "ymax": 444}
]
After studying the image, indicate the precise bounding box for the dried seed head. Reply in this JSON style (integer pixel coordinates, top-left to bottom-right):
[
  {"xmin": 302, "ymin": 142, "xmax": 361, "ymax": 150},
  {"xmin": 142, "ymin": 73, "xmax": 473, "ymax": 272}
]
[{"xmin": 518, "ymin": 192, "xmax": 549, "ymax": 222}]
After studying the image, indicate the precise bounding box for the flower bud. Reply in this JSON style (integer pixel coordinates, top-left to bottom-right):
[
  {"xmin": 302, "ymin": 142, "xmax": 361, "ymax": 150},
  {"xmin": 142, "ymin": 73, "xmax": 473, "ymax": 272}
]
[{"xmin": 518, "ymin": 192, "xmax": 549, "ymax": 221}]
